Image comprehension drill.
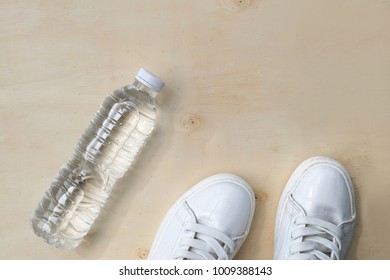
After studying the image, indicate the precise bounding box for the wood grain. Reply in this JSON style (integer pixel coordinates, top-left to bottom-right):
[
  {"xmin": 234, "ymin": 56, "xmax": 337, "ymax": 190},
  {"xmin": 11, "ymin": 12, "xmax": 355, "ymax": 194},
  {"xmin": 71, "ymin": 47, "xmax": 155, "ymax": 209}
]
[{"xmin": 1, "ymin": 0, "xmax": 390, "ymax": 259}]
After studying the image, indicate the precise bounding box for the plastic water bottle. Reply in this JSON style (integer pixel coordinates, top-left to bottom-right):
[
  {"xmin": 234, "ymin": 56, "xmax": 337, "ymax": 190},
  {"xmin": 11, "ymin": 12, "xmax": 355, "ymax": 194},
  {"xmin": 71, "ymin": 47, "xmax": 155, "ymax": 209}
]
[{"xmin": 31, "ymin": 68, "xmax": 165, "ymax": 249}]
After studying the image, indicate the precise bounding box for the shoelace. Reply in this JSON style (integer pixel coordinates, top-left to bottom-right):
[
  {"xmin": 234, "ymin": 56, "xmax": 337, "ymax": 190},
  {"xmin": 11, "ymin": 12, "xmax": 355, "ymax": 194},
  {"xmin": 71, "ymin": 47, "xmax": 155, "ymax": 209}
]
[
  {"xmin": 173, "ymin": 222, "xmax": 235, "ymax": 260},
  {"xmin": 289, "ymin": 216, "xmax": 343, "ymax": 260}
]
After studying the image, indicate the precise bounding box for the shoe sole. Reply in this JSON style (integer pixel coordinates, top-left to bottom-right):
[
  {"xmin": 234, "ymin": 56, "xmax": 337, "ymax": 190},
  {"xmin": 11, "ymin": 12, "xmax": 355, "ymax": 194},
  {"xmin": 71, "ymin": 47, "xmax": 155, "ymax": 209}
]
[
  {"xmin": 148, "ymin": 173, "xmax": 256, "ymax": 260},
  {"xmin": 273, "ymin": 156, "xmax": 356, "ymax": 257}
]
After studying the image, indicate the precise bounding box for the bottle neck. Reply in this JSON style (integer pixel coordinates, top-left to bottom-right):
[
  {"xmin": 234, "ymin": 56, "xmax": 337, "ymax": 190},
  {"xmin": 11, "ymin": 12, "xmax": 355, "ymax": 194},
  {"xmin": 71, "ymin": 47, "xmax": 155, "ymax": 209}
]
[{"xmin": 133, "ymin": 80, "xmax": 159, "ymax": 99}]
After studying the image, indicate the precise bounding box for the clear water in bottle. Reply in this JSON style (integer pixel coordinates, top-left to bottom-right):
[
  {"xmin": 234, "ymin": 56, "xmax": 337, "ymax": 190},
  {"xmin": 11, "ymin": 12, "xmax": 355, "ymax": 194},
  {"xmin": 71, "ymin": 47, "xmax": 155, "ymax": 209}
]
[{"xmin": 31, "ymin": 69, "xmax": 165, "ymax": 249}]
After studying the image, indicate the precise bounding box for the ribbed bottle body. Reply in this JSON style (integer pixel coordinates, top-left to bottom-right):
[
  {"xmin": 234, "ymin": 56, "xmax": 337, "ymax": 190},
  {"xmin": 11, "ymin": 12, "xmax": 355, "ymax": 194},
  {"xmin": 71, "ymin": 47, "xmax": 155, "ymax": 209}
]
[{"xmin": 31, "ymin": 85, "xmax": 157, "ymax": 249}]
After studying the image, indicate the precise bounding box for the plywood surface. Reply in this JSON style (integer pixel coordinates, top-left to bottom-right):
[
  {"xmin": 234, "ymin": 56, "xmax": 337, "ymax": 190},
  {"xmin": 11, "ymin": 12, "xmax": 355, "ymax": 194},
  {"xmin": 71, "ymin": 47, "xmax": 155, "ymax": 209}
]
[{"xmin": 1, "ymin": 0, "xmax": 390, "ymax": 259}]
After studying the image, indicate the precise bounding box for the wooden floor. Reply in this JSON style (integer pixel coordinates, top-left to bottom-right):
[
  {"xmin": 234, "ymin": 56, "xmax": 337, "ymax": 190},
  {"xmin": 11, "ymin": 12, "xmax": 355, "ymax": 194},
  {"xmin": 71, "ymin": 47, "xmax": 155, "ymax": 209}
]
[{"xmin": 1, "ymin": 0, "xmax": 390, "ymax": 259}]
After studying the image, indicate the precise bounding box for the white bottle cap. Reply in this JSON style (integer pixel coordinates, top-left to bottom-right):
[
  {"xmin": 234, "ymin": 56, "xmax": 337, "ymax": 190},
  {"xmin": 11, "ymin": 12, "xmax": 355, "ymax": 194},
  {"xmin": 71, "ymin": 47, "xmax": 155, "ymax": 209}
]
[{"xmin": 135, "ymin": 68, "xmax": 165, "ymax": 93}]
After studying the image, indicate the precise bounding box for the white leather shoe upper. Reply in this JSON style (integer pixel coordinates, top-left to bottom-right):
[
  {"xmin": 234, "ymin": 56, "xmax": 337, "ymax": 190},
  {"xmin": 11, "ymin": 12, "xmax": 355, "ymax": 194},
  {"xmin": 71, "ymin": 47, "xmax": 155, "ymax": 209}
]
[
  {"xmin": 274, "ymin": 157, "xmax": 356, "ymax": 260},
  {"xmin": 148, "ymin": 173, "xmax": 255, "ymax": 260}
]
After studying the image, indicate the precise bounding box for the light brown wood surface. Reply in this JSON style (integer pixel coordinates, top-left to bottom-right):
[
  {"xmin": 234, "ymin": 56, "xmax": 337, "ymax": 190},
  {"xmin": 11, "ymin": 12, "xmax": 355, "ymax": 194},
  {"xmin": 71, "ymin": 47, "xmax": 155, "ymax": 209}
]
[{"xmin": 1, "ymin": 0, "xmax": 390, "ymax": 259}]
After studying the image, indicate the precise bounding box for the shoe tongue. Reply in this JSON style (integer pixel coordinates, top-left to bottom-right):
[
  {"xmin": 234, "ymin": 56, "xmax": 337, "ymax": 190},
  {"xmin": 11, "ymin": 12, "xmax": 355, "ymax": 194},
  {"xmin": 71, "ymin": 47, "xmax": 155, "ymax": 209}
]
[
  {"xmin": 301, "ymin": 232, "xmax": 333, "ymax": 259},
  {"xmin": 190, "ymin": 233, "xmax": 220, "ymax": 260},
  {"xmin": 180, "ymin": 202, "xmax": 226, "ymax": 260}
]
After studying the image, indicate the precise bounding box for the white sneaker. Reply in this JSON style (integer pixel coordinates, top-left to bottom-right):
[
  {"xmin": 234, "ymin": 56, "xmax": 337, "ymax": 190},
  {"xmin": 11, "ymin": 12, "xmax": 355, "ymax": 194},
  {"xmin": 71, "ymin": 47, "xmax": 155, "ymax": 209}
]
[
  {"xmin": 148, "ymin": 173, "xmax": 255, "ymax": 260},
  {"xmin": 274, "ymin": 156, "xmax": 356, "ymax": 260}
]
